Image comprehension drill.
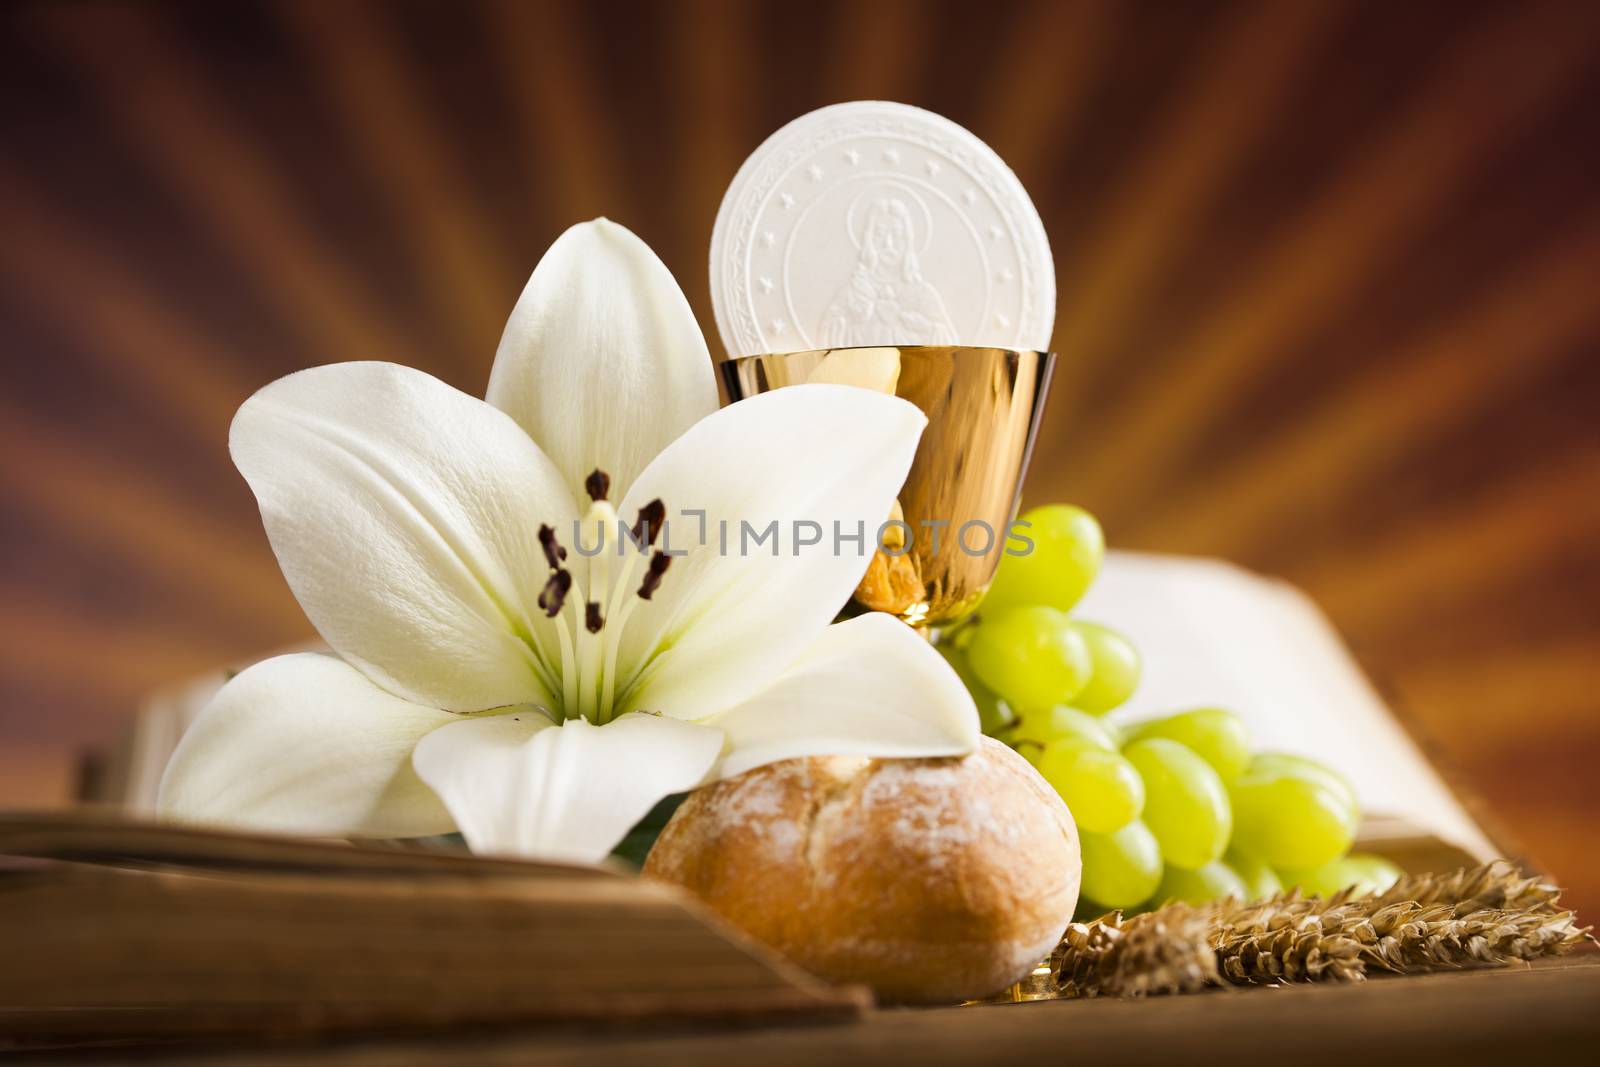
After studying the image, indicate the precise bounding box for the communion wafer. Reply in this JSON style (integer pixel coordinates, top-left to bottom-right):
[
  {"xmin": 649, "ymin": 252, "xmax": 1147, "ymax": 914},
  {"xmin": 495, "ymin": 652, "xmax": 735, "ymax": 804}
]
[{"xmin": 710, "ymin": 101, "xmax": 1055, "ymax": 357}]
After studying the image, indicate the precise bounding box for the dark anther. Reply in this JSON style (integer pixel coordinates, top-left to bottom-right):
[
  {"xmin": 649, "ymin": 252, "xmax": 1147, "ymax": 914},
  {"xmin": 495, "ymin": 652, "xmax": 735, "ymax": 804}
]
[
  {"xmin": 585, "ymin": 601, "xmax": 604, "ymax": 633},
  {"xmin": 637, "ymin": 551, "xmax": 672, "ymax": 601},
  {"xmin": 631, "ymin": 498, "xmax": 666, "ymax": 548},
  {"xmin": 585, "ymin": 468, "xmax": 611, "ymax": 502},
  {"xmin": 537, "ymin": 569, "xmax": 572, "ymax": 617},
  {"xmin": 538, "ymin": 524, "xmax": 567, "ymax": 569}
]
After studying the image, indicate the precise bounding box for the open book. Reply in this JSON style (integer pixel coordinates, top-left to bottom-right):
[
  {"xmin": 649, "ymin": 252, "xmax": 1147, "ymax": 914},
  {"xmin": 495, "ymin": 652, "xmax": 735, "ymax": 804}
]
[
  {"xmin": 1076, "ymin": 552, "xmax": 1500, "ymax": 867},
  {"xmin": 82, "ymin": 551, "xmax": 1504, "ymax": 869},
  {"xmin": 0, "ymin": 812, "xmax": 866, "ymax": 1046}
]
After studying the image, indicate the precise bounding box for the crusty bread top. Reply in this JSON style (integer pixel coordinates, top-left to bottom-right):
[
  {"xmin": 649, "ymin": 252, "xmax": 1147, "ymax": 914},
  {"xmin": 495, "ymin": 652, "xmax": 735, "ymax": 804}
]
[{"xmin": 645, "ymin": 737, "xmax": 1081, "ymax": 1002}]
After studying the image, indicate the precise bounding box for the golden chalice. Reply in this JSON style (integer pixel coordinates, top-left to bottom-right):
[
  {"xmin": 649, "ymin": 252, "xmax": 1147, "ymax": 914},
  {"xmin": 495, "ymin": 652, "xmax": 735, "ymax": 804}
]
[{"xmin": 721, "ymin": 346, "xmax": 1055, "ymax": 629}]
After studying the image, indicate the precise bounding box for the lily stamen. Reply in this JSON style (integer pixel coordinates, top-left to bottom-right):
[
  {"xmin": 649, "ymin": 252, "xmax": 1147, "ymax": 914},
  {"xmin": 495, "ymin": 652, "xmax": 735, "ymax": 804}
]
[
  {"xmin": 631, "ymin": 498, "xmax": 666, "ymax": 547},
  {"xmin": 537, "ymin": 569, "xmax": 572, "ymax": 617},
  {"xmin": 638, "ymin": 551, "xmax": 672, "ymax": 600},
  {"xmin": 584, "ymin": 468, "xmax": 611, "ymax": 502},
  {"xmin": 538, "ymin": 524, "xmax": 567, "ymax": 569},
  {"xmin": 585, "ymin": 601, "xmax": 604, "ymax": 633}
]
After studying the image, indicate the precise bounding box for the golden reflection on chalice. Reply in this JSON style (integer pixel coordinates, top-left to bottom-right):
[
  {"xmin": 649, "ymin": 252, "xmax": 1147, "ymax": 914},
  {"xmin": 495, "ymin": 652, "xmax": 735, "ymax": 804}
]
[{"xmin": 720, "ymin": 346, "xmax": 1055, "ymax": 629}]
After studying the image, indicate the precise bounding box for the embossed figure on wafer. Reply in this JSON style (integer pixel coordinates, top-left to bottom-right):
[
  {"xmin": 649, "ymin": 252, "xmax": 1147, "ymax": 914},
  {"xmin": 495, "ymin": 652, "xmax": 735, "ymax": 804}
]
[{"xmin": 820, "ymin": 190, "xmax": 958, "ymax": 347}]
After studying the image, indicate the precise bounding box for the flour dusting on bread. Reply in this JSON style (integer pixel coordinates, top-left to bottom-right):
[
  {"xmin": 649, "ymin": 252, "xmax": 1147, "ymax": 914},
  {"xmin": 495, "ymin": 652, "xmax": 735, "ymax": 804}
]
[{"xmin": 645, "ymin": 737, "xmax": 1081, "ymax": 1003}]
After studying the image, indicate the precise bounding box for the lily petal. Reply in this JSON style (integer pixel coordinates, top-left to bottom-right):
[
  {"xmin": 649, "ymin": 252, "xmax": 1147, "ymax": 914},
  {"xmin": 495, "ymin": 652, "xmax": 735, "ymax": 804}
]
[
  {"xmin": 709, "ymin": 613, "xmax": 981, "ymax": 779},
  {"xmin": 231, "ymin": 361, "xmax": 577, "ymax": 712},
  {"xmin": 486, "ymin": 219, "xmax": 718, "ymax": 503},
  {"xmin": 159, "ymin": 653, "xmax": 460, "ymax": 838},
  {"xmin": 615, "ymin": 384, "xmax": 926, "ymax": 719},
  {"xmin": 412, "ymin": 712, "xmax": 723, "ymax": 863}
]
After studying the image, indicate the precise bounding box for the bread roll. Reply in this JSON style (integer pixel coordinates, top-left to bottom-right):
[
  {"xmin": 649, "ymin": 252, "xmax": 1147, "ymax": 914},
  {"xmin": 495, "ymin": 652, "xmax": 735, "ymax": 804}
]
[{"xmin": 644, "ymin": 736, "xmax": 1080, "ymax": 1003}]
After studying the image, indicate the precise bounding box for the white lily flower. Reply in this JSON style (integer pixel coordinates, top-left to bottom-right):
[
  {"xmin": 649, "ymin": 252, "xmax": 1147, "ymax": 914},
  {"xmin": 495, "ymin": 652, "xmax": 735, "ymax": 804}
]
[{"xmin": 160, "ymin": 219, "xmax": 980, "ymax": 864}]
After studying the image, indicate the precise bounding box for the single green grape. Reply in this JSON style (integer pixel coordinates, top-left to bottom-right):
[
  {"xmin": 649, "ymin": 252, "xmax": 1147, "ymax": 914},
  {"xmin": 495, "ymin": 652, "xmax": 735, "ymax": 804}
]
[
  {"xmin": 1229, "ymin": 753, "xmax": 1359, "ymax": 870},
  {"xmin": 1121, "ymin": 738, "xmax": 1232, "ymax": 870},
  {"xmin": 984, "ymin": 504, "xmax": 1105, "ymax": 615},
  {"xmin": 1010, "ymin": 705, "xmax": 1118, "ymax": 751},
  {"xmin": 1155, "ymin": 859, "xmax": 1248, "ymax": 906},
  {"xmin": 1279, "ymin": 853, "xmax": 1403, "ymax": 899},
  {"xmin": 1065, "ymin": 621, "xmax": 1142, "ymax": 714},
  {"xmin": 1248, "ymin": 752, "xmax": 1357, "ymax": 810},
  {"xmin": 965, "ymin": 605, "xmax": 1092, "ymax": 711},
  {"xmin": 1125, "ymin": 707, "xmax": 1250, "ymax": 781},
  {"xmin": 1036, "ymin": 740, "xmax": 1145, "ymax": 833},
  {"xmin": 934, "ymin": 642, "xmax": 1014, "ymax": 737},
  {"xmin": 1225, "ymin": 848, "xmax": 1285, "ymax": 900},
  {"xmin": 1079, "ymin": 820, "xmax": 1163, "ymax": 909}
]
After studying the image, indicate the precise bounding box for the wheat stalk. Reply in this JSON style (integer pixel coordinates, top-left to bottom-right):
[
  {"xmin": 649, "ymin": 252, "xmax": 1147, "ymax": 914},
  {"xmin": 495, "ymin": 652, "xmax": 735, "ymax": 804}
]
[
  {"xmin": 1050, "ymin": 861, "xmax": 1590, "ymax": 998},
  {"xmin": 1374, "ymin": 859, "xmax": 1564, "ymax": 914},
  {"xmin": 1052, "ymin": 904, "xmax": 1217, "ymax": 998},
  {"xmin": 1212, "ymin": 894, "xmax": 1372, "ymax": 984}
]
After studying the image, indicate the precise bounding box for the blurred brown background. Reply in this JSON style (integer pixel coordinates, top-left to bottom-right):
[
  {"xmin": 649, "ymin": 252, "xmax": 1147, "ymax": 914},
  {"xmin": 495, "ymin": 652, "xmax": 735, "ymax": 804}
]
[{"xmin": 0, "ymin": 0, "xmax": 1596, "ymax": 910}]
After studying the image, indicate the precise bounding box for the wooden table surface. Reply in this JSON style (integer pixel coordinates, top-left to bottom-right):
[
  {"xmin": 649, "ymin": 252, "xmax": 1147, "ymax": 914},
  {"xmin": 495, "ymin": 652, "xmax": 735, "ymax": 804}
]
[{"xmin": 20, "ymin": 955, "xmax": 1598, "ymax": 1066}]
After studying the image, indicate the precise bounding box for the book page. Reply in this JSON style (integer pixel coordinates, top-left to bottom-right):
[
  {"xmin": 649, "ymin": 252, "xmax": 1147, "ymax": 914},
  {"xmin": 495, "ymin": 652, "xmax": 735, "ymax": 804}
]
[{"xmin": 1075, "ymin": 551, "xmax": 1497, "ymax": 861}]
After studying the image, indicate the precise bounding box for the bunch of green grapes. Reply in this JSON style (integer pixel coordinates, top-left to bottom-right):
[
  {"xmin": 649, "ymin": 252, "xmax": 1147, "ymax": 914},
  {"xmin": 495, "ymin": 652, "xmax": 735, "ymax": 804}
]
[{"xmin": 937, "ymin": 504, "xmax": 1401, "ymax": 915}]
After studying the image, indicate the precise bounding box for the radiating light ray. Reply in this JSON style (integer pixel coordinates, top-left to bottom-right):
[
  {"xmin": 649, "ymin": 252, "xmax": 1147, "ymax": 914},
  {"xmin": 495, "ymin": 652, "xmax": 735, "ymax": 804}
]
[
  {"xmin": 0, "ymin": 592, "xmax": 247, "ymax": 711},
  {"xmin": 1291, "ymin": 451, "xmax": 1600, "ymax": 636},
  {"xmin": 485, "ymin": 0, "xmax": 633, "ymax": 227},
  {"xmin": 281, "ymin": 0, "xmax": 519, "ymax": 370},
  {"xmin": 0, "ymin": 403, "xmax": 308, "ymax": 641},
  {"xmin": 1134, "ymin": 212, "xmax": 1600, "ymax": 555},
  {"xmin": 1069, "ymin": 2, "xmax": 1600, "ymax": 520},
  {"xmin": 1394, "ymin": 636, "xmax": 1600, "ymax": 747},
  {"xmin": 670, "ymin": 0, "xmax": 759, "ymax": 322},
  {"xmin": 0, "ymin": 168, "xmax": 258, "ymax": 449},
  {"xmin": 979, "ymin": 0, "xmax": 1117, "ymax": 181},
  {"xmin": 821, "ymin": 0, "xmax": 930, "ymax": 105},
  {"xmin": 1044, "ymin": 0, "xmax": 1337, "ymax": 419},
  {"xmin": 29, "ymin": 5, "xmax": 435, "ymax": 374}
]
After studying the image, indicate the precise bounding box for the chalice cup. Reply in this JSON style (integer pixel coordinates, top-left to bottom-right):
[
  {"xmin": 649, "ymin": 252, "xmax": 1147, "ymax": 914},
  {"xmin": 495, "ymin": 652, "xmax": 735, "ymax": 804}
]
[{"xmin": 720, "ymin": 346, "xmax": 1055, "ymax": 630}]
